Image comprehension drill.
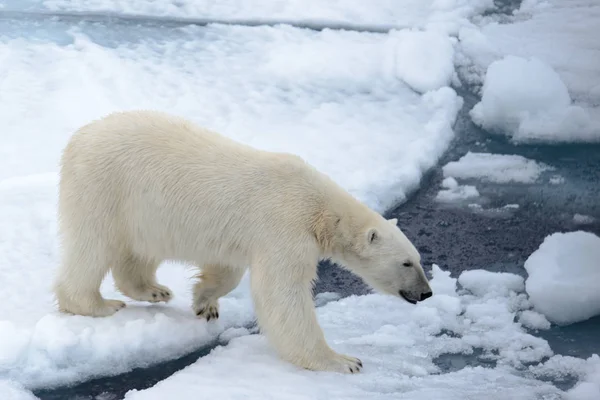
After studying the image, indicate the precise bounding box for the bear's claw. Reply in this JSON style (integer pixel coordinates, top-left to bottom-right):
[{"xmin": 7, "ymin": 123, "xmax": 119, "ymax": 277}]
[
  {"xmin": 319, "ymin": 352, "xmax": 363, "ymax": 374},
  {"xmin": 92, "ymin": 299, "xmax": 126, "ymax": 317},
  {"xmin": 194, "ymin": 302, "xmax": 219, "ymax": 321},
  {"xmin": 127, "ymin": 283, "xmax": 172, "ymax": 303}
]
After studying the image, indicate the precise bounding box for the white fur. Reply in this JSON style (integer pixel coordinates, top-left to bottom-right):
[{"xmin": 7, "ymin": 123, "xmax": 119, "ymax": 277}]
[{"xmin": 53, "ymin": 110, "xmax": 432, "ymax": 373}]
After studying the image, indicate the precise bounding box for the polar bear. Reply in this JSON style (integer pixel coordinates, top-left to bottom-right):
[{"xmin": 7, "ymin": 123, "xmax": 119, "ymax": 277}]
[{"xmin": 53, "ymin": 110, "xmax": 432, "ymax": 373}]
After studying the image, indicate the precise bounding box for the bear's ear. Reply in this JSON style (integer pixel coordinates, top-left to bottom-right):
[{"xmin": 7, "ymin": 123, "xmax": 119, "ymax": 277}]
[
  {"xmin": 387, "ymin": 218, "xmax": 398, "ymax": 226},
  {"xmin": 366, "ymin": 228, "xmax": 379, "ymax": 244}
]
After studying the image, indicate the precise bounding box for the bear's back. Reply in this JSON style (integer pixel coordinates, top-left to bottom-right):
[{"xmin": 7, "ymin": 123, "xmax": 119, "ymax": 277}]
[{"xmin": 61, "ymin": 110, "xmax": 346, "ymax": 261}]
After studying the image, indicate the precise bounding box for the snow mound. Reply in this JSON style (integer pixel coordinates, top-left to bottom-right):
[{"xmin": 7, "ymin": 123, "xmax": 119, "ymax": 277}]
[
  {"xmin": 389, "ymin": 29, "xmax": 456, "ymax": 93},
  {"xmin": 524, "ymin": 231, "xmax": 600, "ymax": 325},
  {"xmin": 125, "ymin": 265, "xmax": 563, "ymax": 400},
  {"xmin": 442, "ymin": 152, "xmax": 550, "ymax": 183},
  {"xmin": 435, "ymin": 177, "xmax": 479, "ymax": 202},
  {"xmin": 470, "ymin": 56, "xmax": 596, "ymax": 143}
]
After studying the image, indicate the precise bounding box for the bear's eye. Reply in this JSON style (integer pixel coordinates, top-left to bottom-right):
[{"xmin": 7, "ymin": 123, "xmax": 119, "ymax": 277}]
[
  {"xmin": 402, "ymin": 261, "xmax": 413, "ymax": 267},
  {"xmin": 368, "ymin": 230, "xmax": 378, "ymax": 243}
]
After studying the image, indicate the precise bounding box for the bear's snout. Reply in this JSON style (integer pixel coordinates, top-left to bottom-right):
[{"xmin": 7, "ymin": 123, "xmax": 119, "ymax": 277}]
[
  {"xmin": 399, "ymin": 290, "xmax": 433, "ymax": 304},
  {"xmin": 420, "ymin": 291, "xmax": 433, "ymax": 301}
]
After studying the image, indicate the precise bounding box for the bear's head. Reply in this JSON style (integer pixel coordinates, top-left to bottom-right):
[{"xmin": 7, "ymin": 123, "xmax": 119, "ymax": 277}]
[{"xmin": 331, "ymin": 213, "xmax": 432, "ymax": 304}]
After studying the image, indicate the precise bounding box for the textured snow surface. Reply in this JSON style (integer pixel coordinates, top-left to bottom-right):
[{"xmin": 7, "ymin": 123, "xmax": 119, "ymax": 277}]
[
  {"xmin": 524, "ymin": 231, "xmax": 600, "ymax": 326},
  {"xmin": 125, "ymin": 266, "xmax": 566, "ymax": 400}
]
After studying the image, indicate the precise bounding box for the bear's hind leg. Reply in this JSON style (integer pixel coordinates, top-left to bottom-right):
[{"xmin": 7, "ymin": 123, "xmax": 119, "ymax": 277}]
[
  {"xmin": 112, "ymin": 254, "xmax": 172, "ymax": 303},
  {"xmin": 250, "ymin": 255, "xmax": 362, "ymax": 374},
  {"xmin": 54, "ymin": 244, "xmax": 126, "ymax": 317},
  {"xmin": 192, "ymin": 264, "xmax": 246, "ymax": 321}
]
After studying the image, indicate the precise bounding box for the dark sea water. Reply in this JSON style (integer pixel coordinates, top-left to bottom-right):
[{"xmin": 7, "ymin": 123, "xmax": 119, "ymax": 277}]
[{"xmin": 7, "ymin": 2, "xmax": 597, "ymax": 399}]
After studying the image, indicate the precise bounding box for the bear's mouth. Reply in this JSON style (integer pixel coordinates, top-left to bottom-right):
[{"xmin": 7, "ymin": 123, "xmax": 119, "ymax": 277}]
[{"xmin": 399, "ymin": 291, "xmax": 417, "ymax": 305}]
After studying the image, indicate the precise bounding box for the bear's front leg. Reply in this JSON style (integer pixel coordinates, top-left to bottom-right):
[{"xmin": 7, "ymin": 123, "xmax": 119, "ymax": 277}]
[
  {"xmin": 250, "ymin": 255, "xmax": 362, "ymax": 373},
  {"xmin": 192, "ymin": 264, "xmax": 247, "ymax": 321}
]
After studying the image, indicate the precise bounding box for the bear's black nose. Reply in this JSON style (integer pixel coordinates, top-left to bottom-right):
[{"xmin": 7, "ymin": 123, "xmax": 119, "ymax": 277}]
[{"xmin": 420, "ymin": 291, "xmax": 433, "ymax": 301}]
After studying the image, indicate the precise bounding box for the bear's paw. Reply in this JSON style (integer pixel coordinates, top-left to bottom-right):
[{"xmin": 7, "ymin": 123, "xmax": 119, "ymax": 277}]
[
  {"xmin": 126, "ymin": 283, "xmax": 172, "ymax": 303},
  {"xmin": 194, "ymin": 300, "xmax": 219, "ymax": 322},
  {"xmin": 311, "ymin": 352, "xmax": 363, "ymax": 374}
]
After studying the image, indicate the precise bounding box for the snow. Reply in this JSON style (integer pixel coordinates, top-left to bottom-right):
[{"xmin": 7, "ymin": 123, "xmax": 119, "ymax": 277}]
[
  {"xmin": 469, "ymin": 56, "xmax": 597, "ymax": 143},
  {"xmin": 40, "ymin": 0, "xmax": 496, "ymax": 33},
  {"xmin": 458, "ymin": 269, "xmax": 525, "ymax": 297},
  {"xmin": 0, "ymin": 380, "xmax": 38, "ymax": 400},
  {"xmin": 314, "ymin": 292, "xmax": 342, "ymax": 307},
  {"xmin": 125, "ymin": 265, "xmax": 566, "ymax": 400},
  {"xmin": 0, "ymin": 7, "xmax": 468, "ymax": 392},
  {"xmin": 389, "ymin": 29, "xmax": 456, "ymax": 93},
  {"xmin": 0, "ymin": 173, "xmax": 255, "ymax": 388},
  {"xmin": 518, "ymin": 310, "xmax": 551, "ymax": 331},
  {"xmin": 442, "ymin": 152, "xmax": 550, "ymax": 183},
  {"xmin": 0, "ymin": 25, "xmax": 462, "ymax": 213},
  {"xmin": 566, "ymin": 355, "xmax": 600, "ymax": 400},
  {"xmin": 524, "ymin": 231, "xmax": 600, "ymax": 326},
  {"xmin": 435, "ymin": 177, "xmax": 480, "ymax": 202},
  {"xmin": 458, "ymin": 0, "xmax": 600, "ymax": 142},
  {"xmin": 531, "ymin": 354, "xmax": 600, "ymax": 400}
]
